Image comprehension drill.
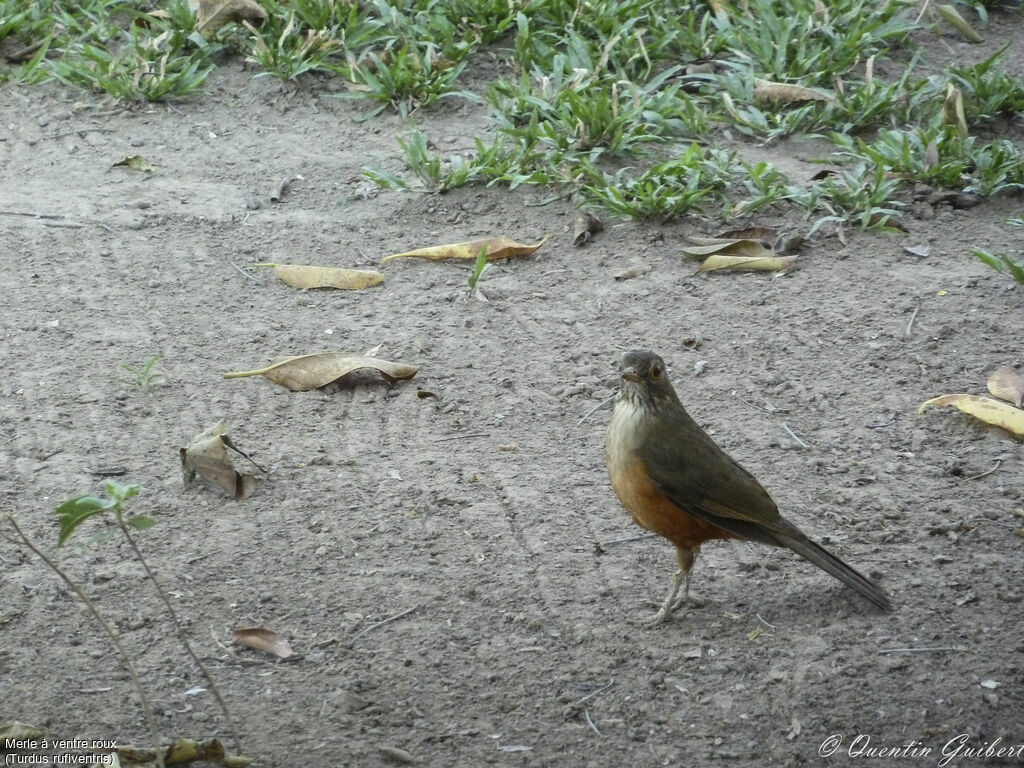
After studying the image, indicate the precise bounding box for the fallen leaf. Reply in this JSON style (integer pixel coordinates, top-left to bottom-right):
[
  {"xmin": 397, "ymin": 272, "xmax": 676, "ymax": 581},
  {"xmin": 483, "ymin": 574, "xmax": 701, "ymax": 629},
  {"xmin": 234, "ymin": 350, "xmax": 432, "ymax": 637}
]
[
  {"xmin": 682, "ymin": 239, "xmax": 776, "ymax": 258},
  {"xmin": 918, "ymin": 394, "xmax": 1024, "ymax": 438},
  {"xmin": 902, "ymin": 244, "xmax": 931, "ymax": 258},
  {"xmin": 378, "ymin": 746, "xmax": 418, "ymax": 764},
  {"xmin": 573, "ymin": 212, "xmax": 603, "ymax": 246},
  {"xmin": 683, "ymin": 238, "xmax": 796, "ymax": 272},
  {"xmin": 614, "ymin": 264, "xmax": 653, "ymax": 281},
  {"xmin": 987, "ymin": 366, "xmax": 1024, "ymax": 408},
  {"xmin": 113, "ymin": 155, "xmax": 153, "ymax": 173},
  {"xmin": 193, "ymin": 0, "xmax": 267, "ymax": 38},
  {"xmin": 165, "ymin": 737, "xmax": 226, "ymax": 764},
  {"xmin": 943, "ymin": 83, "xmax": 969, "ymax": 138},
  {"xmin": 713, "ymin": 225, "xmax": 777, "ymax": 245},
  {"xmin": 223, "ymin": 353, "xmax": 418, "ymax": 391},
  {"xmin": 258, "ymin": 263, "xmax": 384, "ymax": 290},
  {"xmin": 935, "ymin": 4, "xmax": 983, "ymax": 42},
  {"xmin": 699, "ymin": 254, "xmax": 797, "ymax": 272},
  {"xmin": 381, "ymin": 235, "xmax": 551, "ymax": 264},
  {"xmin": 0, "ymin": 722, "xmax": 45, "ymax": 740},
  {"xmin": 233, "ymin": 627, "xmax": 293, "ymax": 658},
  {"xmin": 180, "ymin": 420, "xmax": 259, "ymax": 500},
  {"xmin": 753, "ymin": 78, "xmax": 839, "ymax": 107}
]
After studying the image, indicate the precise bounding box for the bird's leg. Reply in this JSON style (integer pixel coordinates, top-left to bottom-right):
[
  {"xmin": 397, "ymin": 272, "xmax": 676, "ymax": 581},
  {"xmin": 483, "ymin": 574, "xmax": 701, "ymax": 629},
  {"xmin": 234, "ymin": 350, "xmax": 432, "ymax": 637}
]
[
  {"xmin": 645, "ymin": 546, "xmax": 699, "ymax": 626},
  {"xmin": 670, "ymin": 545, "xmax": 706, "ymax": 610}
]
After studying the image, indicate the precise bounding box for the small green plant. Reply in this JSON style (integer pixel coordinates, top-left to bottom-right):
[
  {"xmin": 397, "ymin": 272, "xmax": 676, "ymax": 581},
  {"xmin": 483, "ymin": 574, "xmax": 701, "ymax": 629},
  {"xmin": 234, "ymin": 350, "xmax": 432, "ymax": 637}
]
[
  {"xmin": 244, "ymin": 15, "xmax": 341, "ymax": 80},
  {"xmin": 121, "ymin": 353, "xmax": 166, "ymax": 394},
  {"xmin": 974, "ymin": 249, "xmax": 1024, "ymax": 283},
  {"xmin": 792, "ymin": 162, "xmax": 906, "ymax": 234},
  {"xmin": 467, "ymin": 245, "xmax": 489, "ymax": 295},
  {"xmin": 341, "ymin": 44, "xmax": 478, "ymax": 118},
  {"xmin": 54, "ymin": 481, "xmax": 240, "ymax": 749},
  {"xmin": 48, "ymin": 8, "xmax": 213, "ymax": 103},
  {"xmin": 56, "ymin": 480, "xmax": 152, "ymax": 545},
  {"xmin": 580, "ymin": 144, "xmax": 733, "ymax": 218}
]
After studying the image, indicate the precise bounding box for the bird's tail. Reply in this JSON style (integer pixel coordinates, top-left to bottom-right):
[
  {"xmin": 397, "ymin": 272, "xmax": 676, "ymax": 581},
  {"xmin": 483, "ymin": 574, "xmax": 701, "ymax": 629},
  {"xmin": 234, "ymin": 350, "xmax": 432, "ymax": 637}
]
[{"xmin": 777, "ymin": 532, "xmax": 893, "ymax": 612}]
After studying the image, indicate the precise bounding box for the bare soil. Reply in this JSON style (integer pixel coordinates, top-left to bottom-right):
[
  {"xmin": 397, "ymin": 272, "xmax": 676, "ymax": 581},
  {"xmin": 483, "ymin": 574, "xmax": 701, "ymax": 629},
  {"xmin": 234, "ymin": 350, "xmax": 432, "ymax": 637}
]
[{"xmin": 2, "ymin": 22, "xmax": 1023, "ymax": 768}]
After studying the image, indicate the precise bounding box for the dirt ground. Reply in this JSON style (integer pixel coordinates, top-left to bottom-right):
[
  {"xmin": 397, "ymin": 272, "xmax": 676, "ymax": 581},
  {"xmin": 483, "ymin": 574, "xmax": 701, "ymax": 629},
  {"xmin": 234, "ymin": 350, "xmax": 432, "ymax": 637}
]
[{"xmin": 2, "ymin": 19, "xmax": 1023, "ymax": 768}]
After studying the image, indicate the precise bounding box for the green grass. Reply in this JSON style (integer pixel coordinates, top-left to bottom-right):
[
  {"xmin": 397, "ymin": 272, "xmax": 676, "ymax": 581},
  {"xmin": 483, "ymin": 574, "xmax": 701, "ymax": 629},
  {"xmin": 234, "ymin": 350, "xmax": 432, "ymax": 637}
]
[
  {"xmin": 7, "ymin": 0, "xmax": 1024, "ymax": 230},
  {"xmin": 974, "ymin": 249, "xmax": 1024, "ymax": 284},
  {"xmin": 120, "ymin": 353, "xmax": 166, "ymax": 394}
]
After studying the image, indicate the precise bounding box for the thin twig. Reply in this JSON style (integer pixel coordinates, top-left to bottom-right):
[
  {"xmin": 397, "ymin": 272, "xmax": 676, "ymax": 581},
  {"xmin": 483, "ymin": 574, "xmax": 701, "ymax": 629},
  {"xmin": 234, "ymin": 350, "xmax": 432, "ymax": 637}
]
[
  {"xmin": 0, "ymin": 210, "xmax": 65, "ymax": 219},
  {"xmin": 43, "ymin": 127, "xmax": 117, "ymax": 141},
  {"xmin": 579, "ymin": 394, "xmax": 615, "ymax": 424},
  {"xmin": 599, "ymin": 532, "xmax": 657, "ymax": 547},
  {"xmin": 230, "ymin": 262, "xmax": 265, "ymax": 285},
  {"xmin": 878, "ymin": 646, "xmax": 959, "ymax": 654},
  {"xmin": 222, "ymin": 435, "xmax": 269, "ymax": 474},
  {"xmin": 270, "ymin": 174, "xmax": 300, "ymax": 203},
  {"xmin": 5, "ymin": 516, "xmax": 165, "ymax": 768},
  {"xmin": 781, "ymin": 422, "xmax": 808, "ymax": 449},
  {"xmin": 962, "ymin": 459, "xmax": 1001, "ymax": 482},
  {"xmin": 115, "ymin": 514, "xmax": 240, "ymax": 752},
  {"xmin": 904, "ymin": 300, "xmax": 921, "ymax": 339},
  {"xmin": 348, "ymin": 605, "xmax": 419, "ymax": 646},
  {"xmin": 584, "ymin": 709, "xmax": 602, "ymax": 736},
  {"xmin": 42, "ymin": 221, "xmax": 86, "ymax": 228},
  {"xmin": 756, "ymin": 614, "xmax": 775, "ymax": 630},
  {"xmin": 571, "ymin": 678, "xmax": 615, "ymax": 707},
  {"xmin": 434, "ymin": 432, "xmax": 491, "ymax": 443}
]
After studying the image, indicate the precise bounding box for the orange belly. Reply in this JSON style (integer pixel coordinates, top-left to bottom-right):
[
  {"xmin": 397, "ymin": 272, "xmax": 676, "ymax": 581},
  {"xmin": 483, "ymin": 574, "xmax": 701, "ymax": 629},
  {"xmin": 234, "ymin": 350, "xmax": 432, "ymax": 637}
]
[{"xmin": 611, "ymin": 457, "xmax": 738, "ymax": 549}]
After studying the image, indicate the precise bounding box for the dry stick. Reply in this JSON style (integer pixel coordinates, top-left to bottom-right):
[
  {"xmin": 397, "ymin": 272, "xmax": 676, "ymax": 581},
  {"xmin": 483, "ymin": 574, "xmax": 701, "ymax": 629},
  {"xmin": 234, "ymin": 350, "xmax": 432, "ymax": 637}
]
[
  {"xmin": 270, "ymin": 175, "xmax": 298, "ymax": 203},
  {"xmin": 4, "ymin": 517, "xmax": 166, "ymax": 768},
  {"xmin": 962, "ymin": 459, "xmax": 1001, "ymax": 482},
  {"xmin": 781, "ymin": 422, "xmax": 808, "ymax": 449},
  {"xmin": 113, "ymin": 513, "xmax": 240, "ymax": 752},
  {"xmin": 571, "ymin": 678, "xmax": 615, "ymax": 708},
  {"xmin": 584, "ymin": 709, "xmax": 602, "ymax": 737},
  {"xmin": 230, "ymin": 262, "xmax": 265, "ymax": 285},
  {"xmin": 579, "ymin": 394, "xmax": 615, "ymax": 425},
  {"xmin": 348, "ymin": 605, "xmax": 419, "ymax": 646},
  {"xmin": 43, "ymin": 127, "xmax": 117, "ymax": 141},
  {"xmin": 904, "ymin": 300, "xmax": 922, "ymax": 339},
  {"xmin": 434, "ymin": 432, "xmax": 491, "ymax": 443},
  {"xmin": 599, "ymin": 532, "xmax": 656, "ymax": 546},
  {"xmin": 0, "ymin": 210, "xmax": 66, "ymax": 219}
]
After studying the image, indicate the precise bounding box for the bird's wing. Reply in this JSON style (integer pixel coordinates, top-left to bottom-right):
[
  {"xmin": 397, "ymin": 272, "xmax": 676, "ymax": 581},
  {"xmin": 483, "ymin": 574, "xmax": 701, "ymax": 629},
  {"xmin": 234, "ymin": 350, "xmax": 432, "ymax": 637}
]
[{"xmin": 644, "ymin": 407, "xmax": 793, "ymax": 545}]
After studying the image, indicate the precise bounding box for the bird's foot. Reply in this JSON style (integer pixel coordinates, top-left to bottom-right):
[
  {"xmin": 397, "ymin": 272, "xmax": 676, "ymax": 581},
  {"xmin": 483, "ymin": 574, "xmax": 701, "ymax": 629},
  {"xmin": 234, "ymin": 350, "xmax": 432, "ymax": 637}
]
[
  {"xmin": 671, "ymin": 594, "xmax": 707, "ymax": 611},
  {"xmin": 643, "ymin": 607, "xmax": 674, "ymax": 627}
]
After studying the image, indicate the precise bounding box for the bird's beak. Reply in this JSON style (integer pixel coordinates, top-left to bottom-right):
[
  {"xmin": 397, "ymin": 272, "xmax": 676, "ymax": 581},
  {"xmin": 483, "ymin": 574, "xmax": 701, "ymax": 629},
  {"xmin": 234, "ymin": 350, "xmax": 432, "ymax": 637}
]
[{"xmin": 620, "ymin": 365, "xmax": 641, "ymax": 383}]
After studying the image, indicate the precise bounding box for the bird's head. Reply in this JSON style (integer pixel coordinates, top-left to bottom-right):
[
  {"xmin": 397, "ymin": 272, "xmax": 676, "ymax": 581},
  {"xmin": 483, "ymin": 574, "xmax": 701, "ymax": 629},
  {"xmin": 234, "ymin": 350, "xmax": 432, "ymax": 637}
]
[{"xmin": 617, "ymin": 349, "xmax": 681, "ymax": 410}]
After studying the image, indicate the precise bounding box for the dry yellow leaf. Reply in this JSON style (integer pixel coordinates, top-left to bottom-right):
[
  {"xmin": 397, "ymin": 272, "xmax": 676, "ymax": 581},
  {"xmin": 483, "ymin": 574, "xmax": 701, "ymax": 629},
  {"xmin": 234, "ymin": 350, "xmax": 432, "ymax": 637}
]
[
  {"xmin": 573, "ymin": 212, "xmax": 603, "ymax": 246},
  {"xmin": 943, "ymin": 83, "xmax": 969, "ymax": 138},
  {"xmin": 180, "ymin": 420, "xmax": 258, "ymax": 500},
  {"xmin": 193, "ymin": 0, "xmax": 267, "ymax": 38},
  {"xmin": 223, "ymin": 353, "xmax": 418, "ymax": 391},
  {"xmin": 381, "ymin": 235, "xmax": 551, "ymax": 264},
  {"xmin": 233, "ymin": 627, "xmax": 293, "ymax": 658},
  {"xmin": 753, "ymin": 78, "xmax": 839, "ymax": 107},
  {"xmin": 918, "ymin": 394, "xmax": 1024, "ymax": 438},
  {"xmin": 987, "ymin": 366, "xmax": 1024, "ymax": 408},
  {"xmin": 699, "ymin": 254, "xmax": 797, "ymax": 272},
  {"xmin": 258, "ymin": 263, "xmax": 384, "ymax": 290},
  {"xmin": 935, "ymin": 4, "xmax": 983, "ymax": 42},
  {"xmin": 112, "ymin": 155, "xmax": 153, "ymax": 173},
  {"xmin": 682, "ymin": 239, "xmax": 776, "ymax": 259}
]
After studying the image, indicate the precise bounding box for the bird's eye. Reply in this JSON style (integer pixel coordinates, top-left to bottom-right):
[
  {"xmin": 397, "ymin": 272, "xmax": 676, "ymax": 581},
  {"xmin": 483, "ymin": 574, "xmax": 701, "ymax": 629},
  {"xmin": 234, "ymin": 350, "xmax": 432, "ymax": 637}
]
[{"xmin": 650, "ymin": 364, "xmax": 662, "ymax": 379}]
